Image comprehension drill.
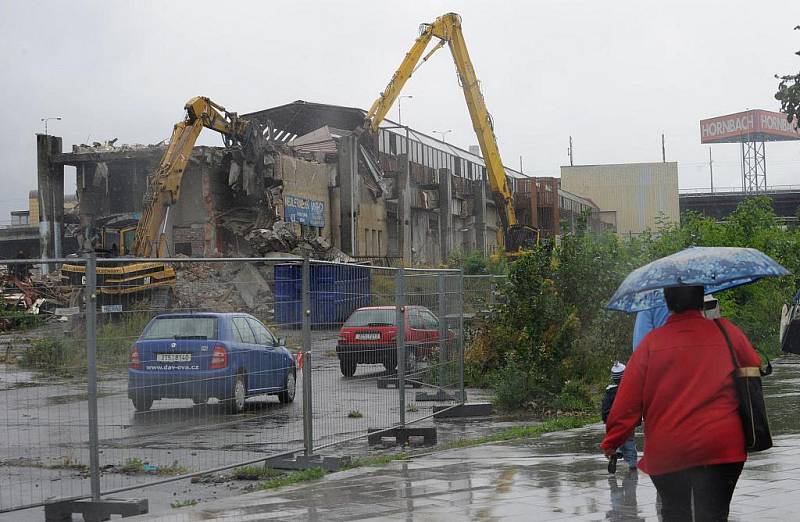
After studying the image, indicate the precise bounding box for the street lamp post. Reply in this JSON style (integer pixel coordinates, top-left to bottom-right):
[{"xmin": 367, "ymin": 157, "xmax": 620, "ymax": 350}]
[
  {"xmin": 432, "ymin": 129, "xmax": 452, "ymax": 142},
  {"xmin": 41, "ymin": 117, "xmax": 62, "ymax": 136},
  {"xmin": 397, "ymin": 95, "xmax": 413, "ymax": 125}
]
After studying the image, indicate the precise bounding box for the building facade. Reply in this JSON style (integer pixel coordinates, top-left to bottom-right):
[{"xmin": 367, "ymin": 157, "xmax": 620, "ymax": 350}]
[
  {"xmin": 561, "ymin": 162, "xmax": 679, "ymax": 235},
  {"xmin": 29, "ymin": 101, "xmax": 609, "ymax": 265}
]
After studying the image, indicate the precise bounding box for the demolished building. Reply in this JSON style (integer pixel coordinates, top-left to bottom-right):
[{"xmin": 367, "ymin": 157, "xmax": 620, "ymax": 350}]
[{"xmin": 32, "ymin": 101, "xmax": 609, "ymax": 266}]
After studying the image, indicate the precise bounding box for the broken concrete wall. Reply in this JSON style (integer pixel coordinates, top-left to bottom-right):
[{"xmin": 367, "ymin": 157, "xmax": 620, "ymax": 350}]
[
  {"xmin": 276, "ymin": 154, "xmax": 334, "ymax": 242},
  {"xmin": 411, "ymin": 208, "xmax": 439, "ymax": 266},
  {"xmin": 356, "ymin": 180, "xmax": 387, "ymax": 257},
  {"xmin": 36, "ymin": 134, "xmax": 65, "ymax": 264}
]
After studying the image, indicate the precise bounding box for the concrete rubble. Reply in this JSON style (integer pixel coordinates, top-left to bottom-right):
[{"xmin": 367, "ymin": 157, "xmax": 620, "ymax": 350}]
[
  {"xmin": 246, "ymin": 221, "xmax": 355, "ymax": 263},
  {"xmin": 71, "ymin": 139, "xmax": 158, "ymax": 154},
  {"xmin": 173, "ymin": 262, "xmax": 275, "ymax": 318}
]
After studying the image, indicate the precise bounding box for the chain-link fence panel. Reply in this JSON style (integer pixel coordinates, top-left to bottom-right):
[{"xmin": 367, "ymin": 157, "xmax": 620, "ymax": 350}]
[
  {"xmin": 0, "ymin": 259, "xmax": 91, "ymax": 512},
  {"xmin": 0, "ymin": 255, "xmax": 469, "ymax": 513},
  {"xmin": 93, "ymin": 257, "xmax": 305, "ymax": 496},
  {"xmin": 307, "ymin": 261, "xmax": 400, "ymax": 450},
  {"xmin": 307, "ymin": 263, "xmax": 466, "ymax": 451},
  {"xmin": 401, "ymin": 269, "xmax": 464, "ymax": 424},
  {"xmin": 463, "ymin": 274, "xmax": 505, "ymax": 315}
]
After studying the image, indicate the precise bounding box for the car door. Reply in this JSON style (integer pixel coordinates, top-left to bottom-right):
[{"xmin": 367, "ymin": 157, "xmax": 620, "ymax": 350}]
[
  {"xmin": 231, "ymin": 317, "xmax": 266, "ymax": 392},
  {"xmin": 246, "ymin": 317, "xmax": 281, "ymax": 390},
  {"xmin": 419, "ymin": 309, "xmax": 441, "ymax": 357},
  {"xmin": 406, "ymin": 308, "xmax": 426, "ymax": 356}
]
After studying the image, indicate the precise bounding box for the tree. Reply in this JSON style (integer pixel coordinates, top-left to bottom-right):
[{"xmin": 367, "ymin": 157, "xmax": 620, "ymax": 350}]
[{"xmin": 775, "ymin": 26, "xmax": 800, "ymax": 124}]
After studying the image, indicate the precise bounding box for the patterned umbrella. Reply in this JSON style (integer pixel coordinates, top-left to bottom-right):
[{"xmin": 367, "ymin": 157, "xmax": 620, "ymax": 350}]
[{"xmin": 606, "ymin": 246, "xmax": 790, "ymax": 312}]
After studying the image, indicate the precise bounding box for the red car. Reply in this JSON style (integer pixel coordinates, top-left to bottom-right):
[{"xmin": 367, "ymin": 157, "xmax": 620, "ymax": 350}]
[{"xmin": 336, "ymin": 305, "xmax": 448, "ymax": 377}]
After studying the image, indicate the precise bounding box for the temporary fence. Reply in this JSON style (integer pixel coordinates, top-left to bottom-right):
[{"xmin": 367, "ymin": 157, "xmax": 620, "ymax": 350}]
[{"xmin": 0, "ymin": 255, "xmax": 471, "ymax": 515}]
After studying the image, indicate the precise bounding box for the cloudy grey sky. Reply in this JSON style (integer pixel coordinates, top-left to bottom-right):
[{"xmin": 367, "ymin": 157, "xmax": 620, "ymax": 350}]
[{"xmin": 1, "ymin": 0, "xmax": 799, "ymax": 222}]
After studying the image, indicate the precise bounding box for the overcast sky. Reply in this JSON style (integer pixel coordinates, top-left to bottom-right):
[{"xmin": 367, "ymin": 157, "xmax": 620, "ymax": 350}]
[{"xmin": 1, "ymin": 0, "xmax": 799, "ymax": 222}]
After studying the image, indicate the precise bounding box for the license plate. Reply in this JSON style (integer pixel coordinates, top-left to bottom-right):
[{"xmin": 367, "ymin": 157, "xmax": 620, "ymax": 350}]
[
  {"xmin": 355, "ymin": 332, "xmax": 381, "ymax": 341},
  {"xmin": 156, "ymin": 353, "xmax": 192, "ymax": 362}
]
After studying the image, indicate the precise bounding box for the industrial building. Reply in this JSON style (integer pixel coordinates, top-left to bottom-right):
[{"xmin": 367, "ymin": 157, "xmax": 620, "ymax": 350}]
[
  {"xmin": 561, "ymin": 162, "xmax": 680, "ymax": 236},
  {"xmin": 26, "ymin": 100, "xmax": 609, "ymax": 265}
]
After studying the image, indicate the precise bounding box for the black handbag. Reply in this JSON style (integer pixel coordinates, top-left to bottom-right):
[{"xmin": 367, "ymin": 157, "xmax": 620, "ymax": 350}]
[{"xmin": 714, "ymin": 319, "xmax": 773, "ymax": 452}]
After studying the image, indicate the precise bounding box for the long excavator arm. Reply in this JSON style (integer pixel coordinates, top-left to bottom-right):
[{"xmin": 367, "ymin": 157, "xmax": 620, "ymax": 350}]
[
  {"xmin": 364, "ymin": 13, "xmax": 538, "ymax": 252},
  {"xmin": 132, "ymin": 96, "xmax": 255, "ymax": 256}
]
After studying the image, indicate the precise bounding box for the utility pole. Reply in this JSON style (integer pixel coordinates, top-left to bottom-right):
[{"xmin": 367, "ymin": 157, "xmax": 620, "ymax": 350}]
[
  {"xmin": 568, "ymin": 136, "xmax": 574, "ymax": 166},
  {"xmin": 709, "ymin": 146, "xmax": 714, "ymax": 193},
  {"xmin": 661, "ymin": 133, "xmax": 666, "ymax": 163}
]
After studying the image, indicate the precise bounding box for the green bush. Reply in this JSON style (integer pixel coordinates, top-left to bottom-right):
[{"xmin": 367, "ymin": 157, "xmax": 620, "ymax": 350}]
[
  {"xmin": 20, "ymin": 339, "xmax": 74, "ymax": 374},
  {"xmin": 0, "ymin": 308, "xmax": 42, "ymax": 331},
  {"xmin": 18, "ymin": 313, "xmax": 153, "ymax": 376},
  {"xmin": 468, "ymin": 197, "xmax": 798, "ymax": 412}
]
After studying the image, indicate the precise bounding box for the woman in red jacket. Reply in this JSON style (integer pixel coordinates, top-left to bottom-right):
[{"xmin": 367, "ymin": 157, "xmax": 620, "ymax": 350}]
[{"xmin": 601, "ymin": 285, "xmax": 761, "ymax": 521}]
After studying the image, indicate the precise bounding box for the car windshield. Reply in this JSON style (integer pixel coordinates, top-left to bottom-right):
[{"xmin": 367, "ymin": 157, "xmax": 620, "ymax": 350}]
[
  {"xmin": 141, "ymin": 317, "xmax": 218, "ymax": 340},
  {"xmin": 344, "ymin": 309, "xmax": 396, "ymax": 327}
]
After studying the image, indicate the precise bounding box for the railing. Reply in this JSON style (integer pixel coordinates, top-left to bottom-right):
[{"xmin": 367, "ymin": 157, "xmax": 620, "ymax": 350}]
[{"xmin": 679, "ymin": 184, "xmax": 800, "ymax": 195}]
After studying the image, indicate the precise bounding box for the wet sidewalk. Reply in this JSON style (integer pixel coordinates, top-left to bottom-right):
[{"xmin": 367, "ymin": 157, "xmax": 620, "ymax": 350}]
[{"xmin": 137, "ymin": 358, "xmax": 800, "ymax": 521}]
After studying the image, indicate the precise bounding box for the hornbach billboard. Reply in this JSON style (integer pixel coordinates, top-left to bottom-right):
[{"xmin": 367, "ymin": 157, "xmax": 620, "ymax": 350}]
[{"xmin": 700, "ymin": 109, "xmax": 800, "ymax": 143}]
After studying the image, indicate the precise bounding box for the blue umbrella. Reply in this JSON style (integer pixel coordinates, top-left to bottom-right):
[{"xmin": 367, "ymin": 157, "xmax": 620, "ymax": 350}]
[{"xmin": 607, "ymin": 246, "xmax": 790, "ymax": 312}]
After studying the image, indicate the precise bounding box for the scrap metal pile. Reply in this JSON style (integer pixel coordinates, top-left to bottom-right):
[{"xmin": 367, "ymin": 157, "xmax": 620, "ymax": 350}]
[{"xmin": 0, "ymin": 267, "xmax": 74, "ymax": 330}]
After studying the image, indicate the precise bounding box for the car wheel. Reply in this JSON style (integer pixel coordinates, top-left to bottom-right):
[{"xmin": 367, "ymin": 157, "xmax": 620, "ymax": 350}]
[
  {"xmin": 226, "ymin": 374, "xmax": 247, "ymax": 414},
  {"xmin": 340, "ymin": 359, "xmax": 357, "ymax": 377},
  {"xmin": 278, "ymin": 370, "xmax": 296, "ymax": 404},
  {"xmin": 132, "ymin": 396, "xmax": 153, "ymax": 412}
]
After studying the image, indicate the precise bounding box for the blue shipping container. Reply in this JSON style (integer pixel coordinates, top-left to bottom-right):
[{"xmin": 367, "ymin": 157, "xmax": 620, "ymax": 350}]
[{"xmin": 274, "ymin": 264, "xmax": 371, "ymax": 328}]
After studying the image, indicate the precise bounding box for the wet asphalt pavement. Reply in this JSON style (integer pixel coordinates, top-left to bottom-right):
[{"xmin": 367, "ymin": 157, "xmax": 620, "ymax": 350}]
[
  {"xmin": 131, "ymin": 357, "xmax": 800, "ymax": 521},
  {"xmin": 0, "ymin": 327, "xmax": 485, "ymax": 520}
]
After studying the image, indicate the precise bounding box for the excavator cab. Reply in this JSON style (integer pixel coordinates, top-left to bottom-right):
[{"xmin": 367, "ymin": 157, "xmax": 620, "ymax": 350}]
[
  {"xmin": 101, "ymin": 222, "xmax": 138, "ymax": 256},
  {"xmin": 506, "ymin": 224, "xmax": 540, "ymax": 253}
]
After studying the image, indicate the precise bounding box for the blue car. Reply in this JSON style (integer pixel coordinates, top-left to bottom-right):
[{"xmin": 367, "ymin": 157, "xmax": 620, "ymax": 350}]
[{"xmin": 128, "ymin": 313, "xmax": 296, "ymax": 413}]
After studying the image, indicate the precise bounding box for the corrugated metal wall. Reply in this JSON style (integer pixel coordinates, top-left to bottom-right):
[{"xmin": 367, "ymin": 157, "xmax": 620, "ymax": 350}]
[{"xmin": 561, "ymin": 162, "xmax": 679, "ymax": 235}]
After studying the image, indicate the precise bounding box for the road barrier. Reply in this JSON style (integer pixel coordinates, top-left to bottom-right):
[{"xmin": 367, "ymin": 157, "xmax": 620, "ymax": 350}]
[{"xmin": 0, "ymin": 254, "xmax": 475, "ymax": 515}]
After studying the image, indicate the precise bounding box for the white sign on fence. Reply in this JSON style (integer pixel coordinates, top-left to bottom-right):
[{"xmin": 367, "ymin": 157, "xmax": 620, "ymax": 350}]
[
  {"xmin": 54, "ymin": 307, "xmax": 80, "ymax": 316},
  {"xmin": 101, "ymin": 304, "xmax": 123, "ymax": 313}
]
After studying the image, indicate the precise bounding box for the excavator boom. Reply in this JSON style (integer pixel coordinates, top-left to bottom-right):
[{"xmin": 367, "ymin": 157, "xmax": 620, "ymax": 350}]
[
  {"xmin": 364, "ymin": 13, "xmax": 538, "ymax": 252},
  {"xmin": 132, "ymin": 96, "xmax": 257, "ymax": 256}
]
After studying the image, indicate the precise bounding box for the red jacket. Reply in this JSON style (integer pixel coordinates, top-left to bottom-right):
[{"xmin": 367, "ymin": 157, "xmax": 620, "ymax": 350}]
[{"xmin": 600, "ymin": 310, "xmax": 761, "ymax": 476}]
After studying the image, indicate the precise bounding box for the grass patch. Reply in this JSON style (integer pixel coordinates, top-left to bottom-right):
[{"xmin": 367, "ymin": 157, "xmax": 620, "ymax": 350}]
[
  {"xmin": 170, "ymin": 499, "xmax": 197, "ymax": 509},
  {"xmin": 157, "ymin": 460, "xmax": 190, "ymax": 476},
  {"xmin": 229, "ymin": 465, "xmax": 283, "ymax": 481},
  {"xmin": 347, "ymin": 410, "xmax": 363, "ymax": 418},
  {"xmin": 0, "ymin": 308, "xmax": 42, "ymax": 331},
  {"xmin": 51, "ymin": 456, "xmax": 88, "ymax": 472},
  {"xmin": 17, "ymin": 312, "xmax": 153, "ymax": 376},
  {"xmin": 440, "ymin": 414, "xmax": 599, "ymax": 451},
  {"xmin": 120, "ymin": 458, "xmax": 145, "ymax": 474},
  {"xmin": 344, "ymin": 453, "xmax": 409, "ymax": 469},
  {"xmin": 255, "ymin": 467, "xmax": 326, "ymax": 491},
  {"xmin": 120, "ymin": 457, "xmax": 187, "ymax": 476}
]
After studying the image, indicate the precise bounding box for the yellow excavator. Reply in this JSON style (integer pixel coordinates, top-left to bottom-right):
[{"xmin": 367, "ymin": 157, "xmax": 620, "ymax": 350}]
[
  {"xmin": 62, "ymin": 96, "xmax": 265, "ymax": 302},
  {"xmin": 364, "ymin": 12, "xmax": 539, "ymax": 253}
]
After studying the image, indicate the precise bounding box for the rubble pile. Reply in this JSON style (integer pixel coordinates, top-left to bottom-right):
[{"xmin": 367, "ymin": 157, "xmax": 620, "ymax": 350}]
[
  {"xmin": 72, "ymin": 139, "xmax": 158, "ymax": 154},
  {"xmin": 246, "ymin": 221, "xmax": 354, "ymax": 263},
  {"xmin": 174, "ymin": 262, "xmax": 274, "ymax": 318}
]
